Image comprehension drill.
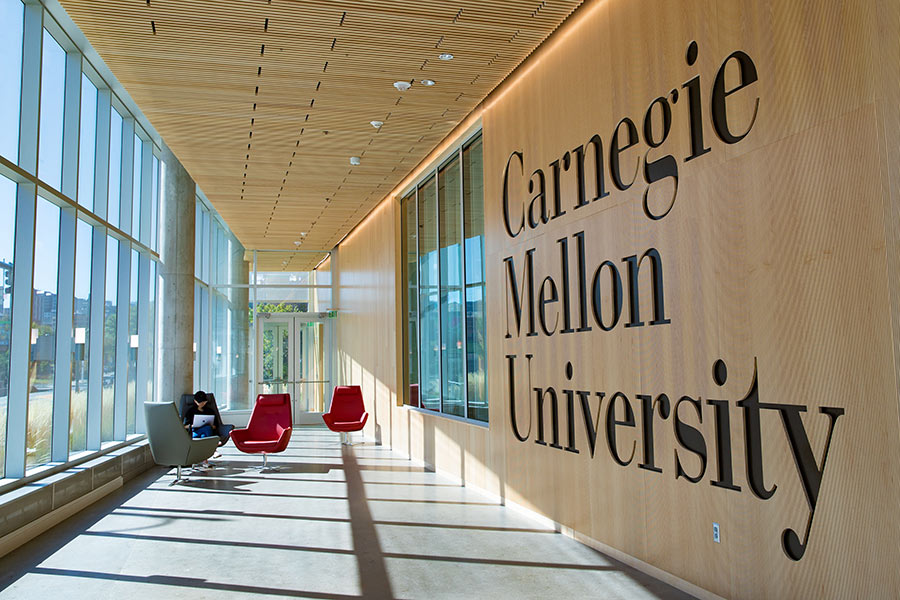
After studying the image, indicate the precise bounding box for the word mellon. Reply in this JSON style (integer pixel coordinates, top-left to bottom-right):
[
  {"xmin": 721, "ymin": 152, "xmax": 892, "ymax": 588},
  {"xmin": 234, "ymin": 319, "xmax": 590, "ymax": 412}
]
[
  {"xmin": 505, "ymin": 355, "xmax": 844, "ymax": 561},
  {"xmin": 504, "ymin": 231, "xmax": 668, "ymax": 338}
]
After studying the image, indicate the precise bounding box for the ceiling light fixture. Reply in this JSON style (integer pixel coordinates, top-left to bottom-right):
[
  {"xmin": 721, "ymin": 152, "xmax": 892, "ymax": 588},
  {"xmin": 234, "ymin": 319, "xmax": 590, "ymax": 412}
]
[
  {"xmin": 370, "ymin": 120, "xmax": 383, "ymax": 128},
  {"xmin": 420, "ymin": 79, "xmax": 435, "ymax": 86},
  {"xmin": 393, "ymin": 81, "xmax": 411, "ymax": 92},
  {"xmin": 350, "ymin": 156, "xmax": 361, "ymax": 165},
  {"xmin": 438, "ymin": 53, "xmax": 454, "ymax": 60}
]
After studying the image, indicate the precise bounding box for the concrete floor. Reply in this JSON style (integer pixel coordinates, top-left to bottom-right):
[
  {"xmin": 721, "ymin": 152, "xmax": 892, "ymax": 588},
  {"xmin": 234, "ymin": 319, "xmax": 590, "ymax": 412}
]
[{"xmin": 0, "ymin": 428, "xmax": 696, "ymax": 599}]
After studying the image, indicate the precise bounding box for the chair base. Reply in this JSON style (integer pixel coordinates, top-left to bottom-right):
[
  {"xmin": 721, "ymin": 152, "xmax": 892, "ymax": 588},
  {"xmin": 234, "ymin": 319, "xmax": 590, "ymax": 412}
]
[
  {"xmin": 248, "ymin": 453, "xmax": 283, "ymax": 472},
  {"xmin": 340, "ymin": 431, "xmax": 362, "ymax": 446}
]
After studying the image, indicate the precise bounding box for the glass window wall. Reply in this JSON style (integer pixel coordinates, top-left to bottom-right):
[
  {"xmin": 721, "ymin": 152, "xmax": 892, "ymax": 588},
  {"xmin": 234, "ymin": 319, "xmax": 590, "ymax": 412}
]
[
  {"xmin": 0, "ymin": 176, "xmax": 18, "ymax": 478},
  {"xmin": 402, "ymin": 132, "xmax": 487, "ymax": 423},
  {"xmin": 70, "ymin": 218, "xmax": 91, "ymax": 454},
  {"xmin": 38, "ymin": 29, "xmax": 66, "ymax": 190},
  {"xmin": 78, "ymin": 74, "xmax": 97, "ymax": 209},
  {"xmin": 0, "ymin": 0, "xmax": 24, "ymax": 163},
  {"xmin": 0, "ymin": 2, "xmax": 167, "ymax": 480},
  {"xmin": 101, "ymin": 236, "xmax": 117, "ymax": 442},
  {"xmin": 27, "ymin": 197, "xmax": 61, "ymax": 468}
]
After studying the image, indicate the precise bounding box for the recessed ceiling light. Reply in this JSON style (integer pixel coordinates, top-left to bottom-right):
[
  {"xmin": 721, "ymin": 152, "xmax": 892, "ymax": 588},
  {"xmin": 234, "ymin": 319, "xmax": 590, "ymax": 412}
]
[
  {"xmin": 370, "ymin": 120, "xmax": 383, "ymax": 128},
  {"xmin": 393, "ymin": 81, "xmax": 411, "ymax": 92},
  {"xmin": 294, "ymin": 240, "xmax": 301, "ymax": 246},
  {"xmin": 420, "ymin": 79, "xmax": 435, "ymax": 86},
  {"xmin": 350, "ymin": 156, "xmax": 361, "ymax": 165},
  {"xmin": 438, "ymin": 53, "xmax": 454, "ymax": 60}
]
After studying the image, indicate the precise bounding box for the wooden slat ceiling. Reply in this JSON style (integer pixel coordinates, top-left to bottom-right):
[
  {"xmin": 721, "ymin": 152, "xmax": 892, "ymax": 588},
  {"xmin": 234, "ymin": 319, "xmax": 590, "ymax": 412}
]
[{"xmin": 58, "ymin": 0, "xmax": 583, "ymax": 270}]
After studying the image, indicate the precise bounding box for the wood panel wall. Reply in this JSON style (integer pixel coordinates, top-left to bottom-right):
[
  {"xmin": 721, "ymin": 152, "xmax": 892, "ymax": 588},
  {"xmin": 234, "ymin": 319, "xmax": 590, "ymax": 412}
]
[{"xmin": 332, "ymin": 0, "xmax": 900, "ymax": 597}]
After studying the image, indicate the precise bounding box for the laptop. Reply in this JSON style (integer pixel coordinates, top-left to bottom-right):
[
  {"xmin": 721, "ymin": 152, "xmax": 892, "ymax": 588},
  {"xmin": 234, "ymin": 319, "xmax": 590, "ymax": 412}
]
[{"xmin": 192, "ymin": 414, "xmax": 215, "ymax": 428}]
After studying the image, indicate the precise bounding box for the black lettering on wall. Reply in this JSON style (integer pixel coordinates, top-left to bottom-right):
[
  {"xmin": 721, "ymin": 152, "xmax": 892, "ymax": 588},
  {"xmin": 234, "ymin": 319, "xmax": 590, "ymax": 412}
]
[
  {"xmin": 535, "ymin": 386, "xmax": 562, "ymax": 449},
  {"xmin": 538, "ymin": 276, "xmax": 560, "ymax": 336},
  {"xmin": 606, "ymin": 392, "xmax": 636, "ymax": 466},
  {"xmin": 591, "ymin": 260, "xmax": 623, "ymax": 331},
  {"xmin": 563, "ymin": 363, "xmax": 579, "ymax": 454},
  {"xmin": 736, "ymin": 359, "xmax": 777, "ymax": 500},
  {"xmin": 642, "ymin": 95, "xmax": 679, "ymax": 220},
  {"xmin": 711, "ymin": 50, "xmax": 759, "ymax": 144},
  {"xmin": 674, "ymin": 395, "xmax": 708, "ymax": 483},
  {"xmin": 623, "ymin": 248, "xmax": 671, "ymax": 328},
  {"xmin": 579, "ymin": 391, "xmax": 605, "ymax": 458},
  {"xmin": 502, "ymin": 151, "xmax": 525, "ymax": 237},
  {"xmin": 709, "ymin": 360, "xmax": 741, "ymax": 491},
  {"xmin": 574, "ymin": 231, "xmax": 592, "ymax": 333},
  {"xmin": 610, "ymin": 117, "xmax": 640, "ymax": 191},
  {"xmin": 504, "ymin": 250, "xmax": 537, "ymax": 338},
  {"xmin": 682, "ymin": 41, "xmax": 711, "ymax": 162},
  {"xmin": 528, "ymin": 169, "xmax": 549, "ymax": 228},
  {"xmin": 638, "ymin": 393, "xmax": 671, "ymax": 473},
  {"xmin": 762, "ymin": 403, "xmax": 845, "ymax": 561},
  {"xmin": 506, "ymin": 354, "xmax": 531, "ymax": 442}
]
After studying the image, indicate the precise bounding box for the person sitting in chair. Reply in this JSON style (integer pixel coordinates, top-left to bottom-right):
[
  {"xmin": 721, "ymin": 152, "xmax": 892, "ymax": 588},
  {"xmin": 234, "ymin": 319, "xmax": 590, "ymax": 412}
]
[{"xmin": 183, "ymin": 390, "xmax": 217, "ymax": 439}]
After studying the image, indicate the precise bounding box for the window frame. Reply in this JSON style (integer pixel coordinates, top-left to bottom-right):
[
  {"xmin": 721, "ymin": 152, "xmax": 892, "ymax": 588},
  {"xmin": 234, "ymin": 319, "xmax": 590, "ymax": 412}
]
[{"xmin": 400, "ymin": 128, "xmax": 487, "ymax": 427}]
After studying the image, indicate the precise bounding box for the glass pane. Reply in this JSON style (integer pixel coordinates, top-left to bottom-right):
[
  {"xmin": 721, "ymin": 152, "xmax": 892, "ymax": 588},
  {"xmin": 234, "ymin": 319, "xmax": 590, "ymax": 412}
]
[
  {"xmin": 0, "ymin": 0, "xmax": 24, "ymax": 163},
  {"xmin": 77, "ymin": 74, "xmax": 97, "ymax": 209},
  {"xmin": 403, "ymin": 191, "xmax": 418, "ymax": 407},
  {"xmin": 417, "ymin": 175, "xmax": 440, "ymax": 412},
  {"xmin": 0, "ymin": 176, "xmax": 18, "ymax": 478},
  {"xmin": 70, "ymin": 219, "xmax": 91, "ymax": 454},
  {"xmin": 38, "ymin": 30, "xmax": 66, "ymax": 191},
  {"xmin": 132, "ymin": 135, "xmax": 142, "ymax": 237},
  {"xmin": 147, "ymin": 259, "xmax": 156, "ymax": 405},
  {"xmin": 108, "ymin": 109, "xmax": 122, "ymax": 228},
  {"xmin": 126, "ymin": 249, "xmax": 138, "ymax": 434},
  {"xmin": 151, "ymin": 156, "xmax": 159, "ymax": 251},
  {"xmin": 463, "ymin": 136, "xmax": 487, "ymax": 422},
  {"xmin": 27, "ymin": 198, "xmax": 60, "ymax": 468},
  {"xmin": 193, "ymin": 282, "xmax": 200, "ymax": 390},
  {"xmin": 212, "ymin": 293, "xmax": 226, "ymax": 405},
  {"xmin": 102, "ymin": 236, "xmax": 117, "ymax": 442},
  {"xmin": 439, "ymin": 156, "xmax": 464, "ymax": 418}
]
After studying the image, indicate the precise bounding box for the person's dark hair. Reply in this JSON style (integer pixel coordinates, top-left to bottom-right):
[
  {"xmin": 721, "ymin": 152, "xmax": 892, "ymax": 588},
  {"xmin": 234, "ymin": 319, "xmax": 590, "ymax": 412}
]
[{"xmin": 194, "ymin": 390, "xmax": 208, "ymax": 404}]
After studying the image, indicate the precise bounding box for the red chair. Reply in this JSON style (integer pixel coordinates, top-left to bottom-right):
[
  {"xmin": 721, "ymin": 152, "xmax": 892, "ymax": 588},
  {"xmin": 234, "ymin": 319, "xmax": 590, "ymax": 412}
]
[
  {"xmin": 231, "ymin": 394, "xmax": 292, "ymax": 468},
  {"xmin": 323, "ymin": 386, "xmax": 368, "ymax": 445}
]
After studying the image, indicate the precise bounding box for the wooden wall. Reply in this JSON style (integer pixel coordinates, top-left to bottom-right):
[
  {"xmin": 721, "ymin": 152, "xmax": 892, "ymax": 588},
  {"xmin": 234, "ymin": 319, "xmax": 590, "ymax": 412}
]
[{"xmin": 332, "ymin": 0, "xmax": 900, "ymax": 597}]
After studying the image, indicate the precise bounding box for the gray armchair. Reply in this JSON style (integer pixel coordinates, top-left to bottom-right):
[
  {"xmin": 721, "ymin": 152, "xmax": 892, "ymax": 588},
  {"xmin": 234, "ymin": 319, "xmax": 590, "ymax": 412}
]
[{"xmin": 144, "ymin": 402, "xmax": 219, "ymax": 483}]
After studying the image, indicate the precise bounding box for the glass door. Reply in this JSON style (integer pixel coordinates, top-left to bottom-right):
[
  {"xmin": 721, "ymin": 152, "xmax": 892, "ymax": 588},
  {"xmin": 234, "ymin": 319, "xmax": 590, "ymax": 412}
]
[{"xmin": 257, "ymin": 314, "xmax": 333, "ymax": 424}]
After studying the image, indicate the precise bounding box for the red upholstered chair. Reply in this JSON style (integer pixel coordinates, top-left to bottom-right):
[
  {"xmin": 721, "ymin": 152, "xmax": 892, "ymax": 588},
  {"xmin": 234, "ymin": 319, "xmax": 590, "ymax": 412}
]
[
  {"xmin": 323, "ymin": 386, "xmax": 368, "ymax": 445},
  {"xmin": 231, "ymin": 394, "xmax": 293, "ymax": 468}
]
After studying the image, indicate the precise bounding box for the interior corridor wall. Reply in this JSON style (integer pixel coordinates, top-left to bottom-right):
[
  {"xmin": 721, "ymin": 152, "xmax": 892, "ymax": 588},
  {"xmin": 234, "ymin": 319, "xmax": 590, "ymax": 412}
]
[{"xmin": 331, "ymin": 0, "xmax": 900, "ymax": 597}]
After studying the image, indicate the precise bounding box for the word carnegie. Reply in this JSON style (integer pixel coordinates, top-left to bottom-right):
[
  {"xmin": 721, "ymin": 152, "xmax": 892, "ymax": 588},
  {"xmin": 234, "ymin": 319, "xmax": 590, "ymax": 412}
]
[
  {"xmin": 502, "ymin": 41, "xmax": 759, "ymax": 236},
  {"xmin": 505, "ymin": 356, "xmax": 844, "ymax": 562}
]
